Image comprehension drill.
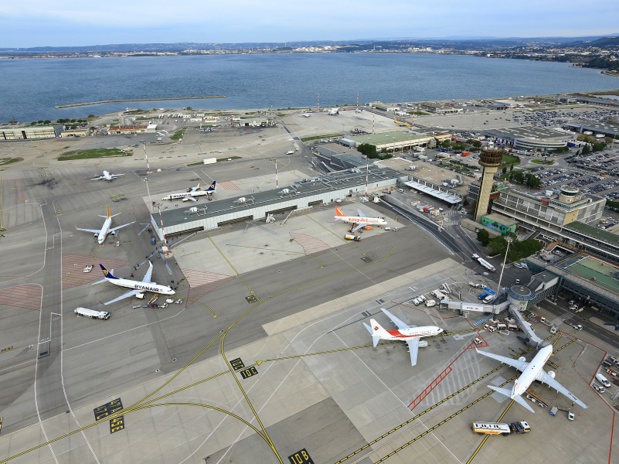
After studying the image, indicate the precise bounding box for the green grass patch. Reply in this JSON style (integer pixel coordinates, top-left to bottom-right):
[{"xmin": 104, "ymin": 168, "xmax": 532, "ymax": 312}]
[
  {"xmin": 501, "ymin": 154, "xmax": 520, "ymax": 166},
  {"xmin": 58, "ymin": 148, "xmax": 132, "ymax": 161},
  {"xmin": 0, "ymin": 157, "xmax": 23, "ymax": 165},
  {"xmin": 216, "ymin": 156, "xmax": 241, "ymax": 162},
  {"xmin": 301, "ymin": 133, "xmax": 344, "ymax": 142},
  {"xmin": 170, "ymin": 129, "xmax": 186, "ymax": 141},
  {"xmin": 531, "ymin": 158, "xmax": 555, "ymax": 165}
]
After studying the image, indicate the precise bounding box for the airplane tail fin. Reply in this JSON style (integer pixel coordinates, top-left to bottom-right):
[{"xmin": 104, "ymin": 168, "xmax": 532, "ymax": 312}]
[
  {"xmin": 335, "ymin": 206, "xmax": 345, "ymax": 217},
  {"xmin": 99, "ymin": 264, "xmax": 118, "ymax": 280},
  {"xmin": 363, "ymin": 322, "xmax": 382, "ymax": 347},
  {"xmin": 207, "ymin": 181, "xmax": 217, "ymax": 191},
  {"xmin": 488, "ymin": 385, "xmax": 535, "ymax": 413},
  {"xmin": 369, "ymin": 319, "xmax": 391, "ymax": 347}
]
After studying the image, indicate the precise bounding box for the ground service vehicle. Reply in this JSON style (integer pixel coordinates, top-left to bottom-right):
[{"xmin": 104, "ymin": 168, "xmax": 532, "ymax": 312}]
[
  {"xmin": 425, "ymin": 300, "xmax": 437, "ymax": 307},
  {"xmin": 596, "ymin": 373, "xmax": 611, "ymax": 388},
  {"xmin": 472, "ymin": 254, "xmax": 496, "ymax": 272},
  {"xmin": 344, "ymin": 234, "xmax": 361, "ymax": 241},
  {"xmin": 431, "ymin": 290, "xmax": 447, "ymax": 300},
  {"xmin": 74, "ymin": 307, "xmax": 111, "ymax": 320},
  {"xmin": 472, "ymin": 421, "xmax": 530, "ymax": 436}
]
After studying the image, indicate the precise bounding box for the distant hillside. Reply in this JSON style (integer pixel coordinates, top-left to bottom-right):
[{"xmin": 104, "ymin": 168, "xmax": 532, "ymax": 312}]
[
  {"xmin": 588, "ymin": 36, "xmax": 619, "ymax": 47},
  {"xmin": 0, "ymin": 35, "xmax": 618, "ymax": 54}
]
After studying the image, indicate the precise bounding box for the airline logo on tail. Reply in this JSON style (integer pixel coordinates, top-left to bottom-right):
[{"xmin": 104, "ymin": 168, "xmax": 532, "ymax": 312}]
[
  {"xmin": 206, "ymin": 181, "xmax": 217, "ymax": 192},
  {"xmin": 99, "ymin": 264, "xmax": 118, "ymax": 279}
]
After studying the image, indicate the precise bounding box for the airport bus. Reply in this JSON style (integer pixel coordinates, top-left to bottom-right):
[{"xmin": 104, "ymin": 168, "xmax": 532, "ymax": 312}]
[{"xmin": 471, "ymin": 422, "xmax": 511, "ymax": 436}]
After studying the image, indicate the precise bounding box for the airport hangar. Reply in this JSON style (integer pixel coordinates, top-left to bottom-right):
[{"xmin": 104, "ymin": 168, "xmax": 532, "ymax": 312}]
[{"xmin": 150, "ymin": 165, "xmax": 405, "ymax": 238}]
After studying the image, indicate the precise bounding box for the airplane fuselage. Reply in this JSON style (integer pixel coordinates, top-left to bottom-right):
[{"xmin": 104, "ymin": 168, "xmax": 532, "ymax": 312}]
[
  {"xmin": 336, "ymin": 215, "xmax": 387, "ymax": 227},
  {"xmin": 106, "ymin": 276, "xmax": 175, "ymax": 295},
  {"xmin": 382, "ymin": 326, "xmax": 443, "ymax": 341},
  {"xmin": 163, "ymin": 190, "xmax": 210, "ymax": 201},
  {"xmin": 512, "ymin": 344, "xmax": 553, "ymax": 397},
  {"xmin": 97, "ymin": 217, "xmax": 113, "ymax": 244}
]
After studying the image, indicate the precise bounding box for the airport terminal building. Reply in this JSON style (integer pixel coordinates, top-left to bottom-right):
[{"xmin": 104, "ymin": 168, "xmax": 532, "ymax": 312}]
[{"xmin": 151, "ymin": 166, "xmax": 404, "ymax": 238}]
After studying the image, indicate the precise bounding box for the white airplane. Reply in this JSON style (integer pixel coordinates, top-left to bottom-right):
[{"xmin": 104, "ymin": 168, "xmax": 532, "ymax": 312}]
[
  {"xmin": 90, "ymin": 170, "xmax": 125, "ymax": 181},
  {"xmin": 476, "ymin": 344, "xmax": 588, "ymax": 413},
  {"xmin": 363, "ymin": 308, "xmax": 443, "ymax": 366},
  {"xmin": 97, "ymin": 261, "xmax": 175, "ymax": 306},
  {"xmin": 335, "ymin": 206, "xmax": 388, "ymax": 233},
  {"xmin": 162, "ymin": 181, "xmax": 217, "ymax": 202},
  {"xmin": 75, "ymin": 205, "xmax": 135, "ymax": 245},
  {"xmin": 327, "ymin": 107, "xmax": 340, "ymax": 115}
]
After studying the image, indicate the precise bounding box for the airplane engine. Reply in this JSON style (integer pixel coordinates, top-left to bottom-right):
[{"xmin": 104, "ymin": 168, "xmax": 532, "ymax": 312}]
[
  {"xmin": 518, "ymin": 356, "xmax": 526, "ymax": 363},
  {"xmin": 547, "ymin": 371, "xmax": 556, "ymax": 378},
  {"xmin": 111, "ymin": 231, "xmax": 117, "ymax": 236},
  {"xmin": 418, "ymin": 340, "xmax": 429, "ymax": 348},
  {"xmin": 93, "ymin": 233, "xmax": 98, "ymax": 238},
  {"xmin": 364, "ymin": 225, "xmax": 372, "ymax": 230}
]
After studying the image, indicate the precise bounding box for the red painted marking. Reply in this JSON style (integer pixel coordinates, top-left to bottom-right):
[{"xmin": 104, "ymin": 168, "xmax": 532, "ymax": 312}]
[
  {"xmin": 218, "ymin": 181, "xmax": 241, "ymax": 191},
  {"xmin": 62, "ymin": 254, "xmax": 127, "ymax": 289},
  {"xmin": 0, "ymin": 284, "xmax": 42, "ymax": 310},
  {"xmin": 609, "ymin": 411, "xmax": 616, "ymax": 464},
  {"xmin": 409, "ymin": 366, "xmax": 453, "ymax": 410}
]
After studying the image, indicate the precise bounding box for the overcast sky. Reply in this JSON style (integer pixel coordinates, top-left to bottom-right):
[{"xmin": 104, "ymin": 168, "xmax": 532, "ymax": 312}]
[{"xmin": 1, "ymin": 1, "xmax": 618, "ymax": 48}]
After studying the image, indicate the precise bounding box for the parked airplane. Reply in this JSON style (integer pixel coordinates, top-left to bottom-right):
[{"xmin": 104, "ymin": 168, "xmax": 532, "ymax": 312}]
[
  {"xmin": 327, "ymin": 107, "xmax": 340, "ymax": 115},
  {"xmin": 476, "ymin": 344, "xmax": 588, "ymax": 413},
  {"xmin": 363, "ymin": 308, "xmax": 443, "ymax": 366},
  {"xmin": 90, "ymin": 170, "xmax": 125, "ymax": 181},
  {"xmin": 96, "ymin": 261, "xmax": 175, "ymax": 305},
  {"xmin": 335, "ymin": 206, "xmax": 388, "ymax": 233},
  {"xmin": 75, "ymin": 205, "xmax": 135, "ymax": 245},
  {"xmin": 162, "ymin": 181, "xmax": 217, "ymax": 202}
]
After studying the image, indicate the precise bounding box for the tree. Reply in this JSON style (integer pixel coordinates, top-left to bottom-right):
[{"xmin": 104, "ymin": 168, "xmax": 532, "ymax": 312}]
[
  {"xmin": 477, "ymin": 229, "xmax": 490, "ymax": 246},
  {"xmin": 488, "ymin": 236, "xmax": 507, "ymax": 256},
  {"xmin": 582, "ymin": 144, "xmax": 591, "ymax": 155},
  {"xmin": 357, "ymin": 143, "xmax": 377, "ymax": 158}
]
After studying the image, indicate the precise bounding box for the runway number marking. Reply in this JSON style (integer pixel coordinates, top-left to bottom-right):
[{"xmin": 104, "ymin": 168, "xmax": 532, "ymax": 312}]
[
  {"xmin": 230, "ymin": 358, "xmax": 245, "ymax": 371},
  {"xmin": 240, "ymin": 366, "xmax": 258, "ymax": 379},
  {"xmin": 93, "ymin": 398, "xmax": 124, "ymax": 421},
  {"xmin": 109, "ymin": 416, "xmax": 125, "ymax": 434},
  {"xmin": 288, "ymin": 448, "xmax": 314, "ymax": 464}
]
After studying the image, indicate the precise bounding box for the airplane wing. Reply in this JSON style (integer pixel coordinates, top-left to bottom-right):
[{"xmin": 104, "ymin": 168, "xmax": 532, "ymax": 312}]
[
  {"xmin": 351, "ymin": 223, "xmax": 364, "ymax": 232},
  {"xmin": 406, "ymin": 338, "xmax": 420, "ymax": 366},
  {"xmin": 357, "ymin": 209, "xmax": 367, "ymax": 218},
  {"xmin": 539, "ymin": 372, "xmax": 588, "ymax": 409},
  {"xmin": 76, "ymin": 227, "xmax": 101, "ymax": 234},
  {"xmin": 476, "ymin": 349, "xmax": 528, "ymax": 373},
  {"xmin": 89, "ymin": 175, "xmax": 105, "ymax": 181},
  {"xmin": 109, "ymin": 221, "xmax": 135, "ymax": 234},
  {"xmin": 142, "ymin": 262, "xmax": 154, "ymax": 283},
  {"xmin": 183, "ymin": 196, "xmax": 198, "ymax": 202},
  {"xmin": 110, "ymin": 173, "xmax": 125, "ymax": 179},
  {"xmin": 381, "ymin": 308, "xmax": 415, "ymax": 330},
  {"xmin": 103, "ymin": 289, "xmax": 141, "ymax": 306}
]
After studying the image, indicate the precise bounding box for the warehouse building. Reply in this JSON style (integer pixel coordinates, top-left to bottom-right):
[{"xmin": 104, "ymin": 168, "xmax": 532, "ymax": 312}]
[
  {"xmin": 1, "ymin": 125, "xmax": 59, "ymax": 140},
  {"xmin": 340, "ymin": 130, "xmax": 435, "ymax": 152}
]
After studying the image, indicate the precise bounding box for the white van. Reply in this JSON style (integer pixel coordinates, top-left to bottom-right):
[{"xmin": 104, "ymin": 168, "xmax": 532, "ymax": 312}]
[
  {"xmin": 425, "ymin": 300, "xmax": 437, "ymax": 307},
  {"xmin": 74, "ymin": 307, "xmax": 111, "ymax": 320},
  {"xmin": 596, "ymin": 373, "xmax": 611, "ymax": 388}
]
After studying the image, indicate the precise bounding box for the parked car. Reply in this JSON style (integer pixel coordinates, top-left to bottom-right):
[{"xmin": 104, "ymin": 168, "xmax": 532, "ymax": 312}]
[{"xmin": 593, "ymin": 383, "xmax": 605, "ymax": 393}]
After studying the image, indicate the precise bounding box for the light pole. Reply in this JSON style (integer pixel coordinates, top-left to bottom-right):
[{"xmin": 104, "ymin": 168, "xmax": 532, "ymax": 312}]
[{"xmin": 496, "ymin": 236, "xmax": 512, "ymax": 295}]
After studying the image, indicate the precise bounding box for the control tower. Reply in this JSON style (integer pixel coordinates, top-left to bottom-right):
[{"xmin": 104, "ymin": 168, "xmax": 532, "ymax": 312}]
[{"xmin": 474, "ymin": 149, "xmax": 503, "ymax": 222}]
